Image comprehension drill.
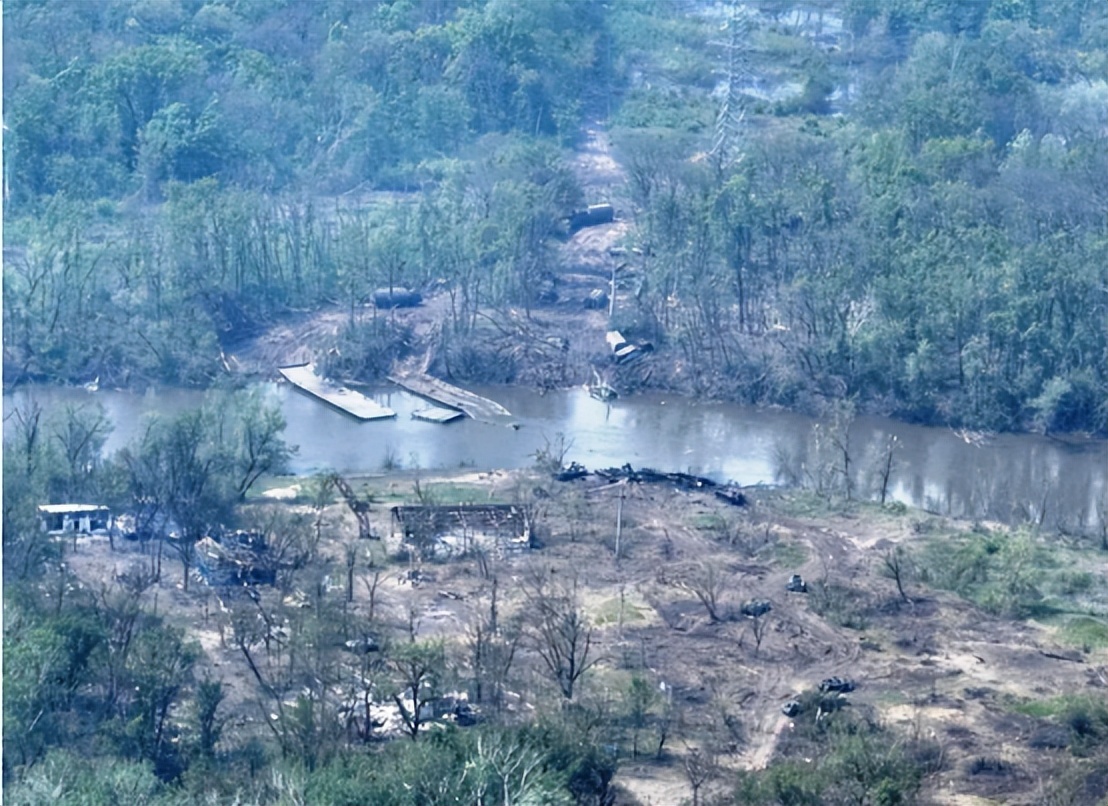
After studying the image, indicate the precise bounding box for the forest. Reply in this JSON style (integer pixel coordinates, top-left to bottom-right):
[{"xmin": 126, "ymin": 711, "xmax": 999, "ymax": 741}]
[
  {"xmin": 3, "ymin": 0, "xmax": 1106, "ymax": 433},
  {"xmin": 4, "ymin": 1, "xmax": 1108, "ymax": 804}
]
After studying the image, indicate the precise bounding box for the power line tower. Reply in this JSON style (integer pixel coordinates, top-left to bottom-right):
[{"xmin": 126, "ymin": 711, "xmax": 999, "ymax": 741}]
[{"xmin": 710, "ymin": 4, "xmax": 753, "ymax": 174}]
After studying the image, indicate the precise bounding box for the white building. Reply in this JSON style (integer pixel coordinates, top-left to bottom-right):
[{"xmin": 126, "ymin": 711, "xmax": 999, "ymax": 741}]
[{"xmin": 38, "ymin": 504, "xmax": 112, "ymax": 534}]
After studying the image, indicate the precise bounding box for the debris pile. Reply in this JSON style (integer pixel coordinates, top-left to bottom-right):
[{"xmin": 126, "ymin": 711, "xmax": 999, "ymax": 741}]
[{"xmin": 197, "ymin": 530, "xmax": 277, "ymax": 587}]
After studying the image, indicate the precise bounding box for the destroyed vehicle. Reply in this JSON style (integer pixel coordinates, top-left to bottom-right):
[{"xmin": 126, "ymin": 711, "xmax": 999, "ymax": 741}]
[
  {"xmin": 220, "ymin": 530, "xmax": 267, "ymax": 552},
  {"xmin": 196, "ymin": 536, "xmax": 277, "ymax": 587},
  {"xmin": 343, "ymin": 636, "xmax": 381, "ymax": 654},
  {"xmin": 786, "ymin": 574, "xmax": 808, "ymax": 593},
  {"xmin": 554, "ymin": 462, "xmax": 589, "ymax": 482},
  {"xmin": 741, "ymin": 599, "xmax": 773, "ymax": 618},
  {"xmin": 452, "ymin": 700, "xmax": 482, "ymax": 727},
  {"xmin": 584, "ymin": 288, "xmax": 609, "ymax": 310},
  {"xmin": 819, "ymin": 677, "xmax": 855, "ymax": 694},
  {"xmin": 781, "ymin": 700, "xmax": 802, "ymax": 718},
  {"xmin": 669, "ymin": 472, "xmax": 717, "ymax": 491},
  {"xmin": 613, "ymin": 341, "xmax": 653, "ymax": 365},
  {"xmin": 372, "ymin": 288, "xmax": 422, "ymax": 308},
  {"xmin": 606, "ymin": 330, "xmax": 628, "ymax": 352},
  {"xmin": 568, "ymin": 203, "xmax": 614, "ymax": 231},
  {"xmin": 714, "ymin": 487, "xmax": 747, "ymax": 507},
  {"xmin": 634, "ymin": 467, "xmax": 670, "ymax": 484}
]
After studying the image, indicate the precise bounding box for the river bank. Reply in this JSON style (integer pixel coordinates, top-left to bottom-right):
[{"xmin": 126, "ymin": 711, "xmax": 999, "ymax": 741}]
[{"xmin": 6, "ymin": 379, "xmax": 1106, "ymax": 538}]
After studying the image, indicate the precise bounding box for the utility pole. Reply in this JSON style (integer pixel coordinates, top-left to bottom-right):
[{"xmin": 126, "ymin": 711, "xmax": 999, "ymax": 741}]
[
  {"xmin": 614, "ymin": 484, "xmax": 625, "ymax": 566},
  {"xmin": 609, "ymin": 263, "xmax": 617, "ymax": 319}
]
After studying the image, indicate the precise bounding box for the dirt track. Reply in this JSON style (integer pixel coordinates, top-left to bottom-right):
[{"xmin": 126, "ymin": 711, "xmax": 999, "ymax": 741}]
[
  {"xmin": 228, "ymin": 122, "xmax": 633, "ymax": 389},
  {"xmin": 63, "ymin": 470, "xmax": 1106, "ymax": 804}
]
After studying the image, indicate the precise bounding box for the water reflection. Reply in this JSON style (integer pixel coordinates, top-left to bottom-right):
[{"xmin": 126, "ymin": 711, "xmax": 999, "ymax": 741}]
[{"xmin": 4, "ymin": 383, "xmax": 1105, "ymax": 534}]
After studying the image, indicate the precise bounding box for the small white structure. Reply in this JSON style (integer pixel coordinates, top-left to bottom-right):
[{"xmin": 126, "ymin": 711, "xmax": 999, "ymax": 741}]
[
  {"xmin": 38, "ymin": 504, "xmax": 112, "ymax": 534},
  {"xmin": 606, "ymin": 330, "xmax": 628, "ymax": 352}
]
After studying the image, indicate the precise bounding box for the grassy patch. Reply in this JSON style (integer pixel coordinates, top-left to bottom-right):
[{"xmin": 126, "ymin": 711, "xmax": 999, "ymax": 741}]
[
  {"xmin": 1023, "ymin": 695, "xmax": 1108, "ymax": 755},
  {"xmin": 612, "ymin": 87, "xmax": 715, "ymax": 131},
  {"xmin": 592, "ymin": 597, "xmax": 648, "ymax": 627},
  {"xmin": 766, "ymin": 491, "xmax": 846, "ymax": 519},
  {"xmin": 1010, "ymin": 694, "xmax": 1108, "ymax": 751},
  {"xmin": 915, "ymin": 528, "xmax": 1050, "ymax": 617},
  {"xmin": 1056, "ymin": 616, "xmax": 1108, "ymax": 650},
  {"xmin": 1012, "ymin": 695, "xmax": 1092, "ymax": 720},
  {"xmin": 764, "ymin": 539, "xmax": 809, "ymax": 568},
  {"xmin": 914, "ymin": 526, "xmax": 1108, "ymax": 621},
  {"xmin": 689, "ymin": 512, "xmax": 728, "ymax": 532},
  {"xmin": 875, "ymin": 689, "xmax": 909, "ymax": 707},
  {"xmin": 414, "ymin": 483, "xmax": 497, "ymax": 506},
  {"xmin": 807, "ymin": 580, "xmax": 868, "ymax": 630}
]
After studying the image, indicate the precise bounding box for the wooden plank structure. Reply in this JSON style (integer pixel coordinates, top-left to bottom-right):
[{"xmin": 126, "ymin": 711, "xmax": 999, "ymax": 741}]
[
  {"xmin": 387, "ymin": 370, "xmax": 511, "ymax": 422},
  {"xmin": 279, "ymin": 363, "xmax": 396, "ymax": 421},
  {"xmin": 412, "ymin": 407, "xmax": 465, "ymax": 424},
  {"xmin": 391, "ymin": 504, "xmax": 527, "ymax": 541}
]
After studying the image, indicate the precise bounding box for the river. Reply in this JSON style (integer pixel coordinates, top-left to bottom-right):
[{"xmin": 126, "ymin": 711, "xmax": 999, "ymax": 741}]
[{"xmin": 5, "ymin": 382, "xmax": 1105, "ymax": 535}]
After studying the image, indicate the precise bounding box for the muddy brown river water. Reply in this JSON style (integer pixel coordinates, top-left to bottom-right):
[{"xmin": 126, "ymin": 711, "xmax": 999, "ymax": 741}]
[{"xmin": 6, "ymin": 382, "xmax": 1105, "ymax": 535}]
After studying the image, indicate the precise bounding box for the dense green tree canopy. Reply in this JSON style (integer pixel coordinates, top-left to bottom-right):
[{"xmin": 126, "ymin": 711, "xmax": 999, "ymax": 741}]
[{"xmin": 5, "ymin": 0, "xmax": 1104, "ymax": 432}]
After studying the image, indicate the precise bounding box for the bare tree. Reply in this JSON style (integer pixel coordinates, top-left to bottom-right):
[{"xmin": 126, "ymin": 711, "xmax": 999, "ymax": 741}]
[
  {"xmin": 883, "ymin": 546, "xmax": 912, "ymax": 603},
  {"xmin": 613, "ymin": 485, "xmax": 626, "ymax": 566},
  {"xmin": 683, "ymin": 748, "xmax": 717, "ymax": 806},
  {"xmin": 810, "ymin": 400, "xmax": 856, "ymax": 502},
  {"xmin": 475, "ymin": 732, "xmax": 568, "ymax": 805},
  {"xmin": 49, "ymin": 402, "xmax": 112, "ymax": 500},
  {"xmin": 676, "ymin": 561, "xmax": 729, "ymax": 623},
  {"xmin": 343, "ymin": 541, "xmax": 358, "ymax": 604},
  {"xmin": 748, "ymin": 611, "xmax": 772, "ymax": 656},
  {"xmin": 304, "ymin": 472, "xmax": 336, "ymax": 545},
  {"xmin": 625, "ymin": 674, "xmax": 659, "ymax": 759},
  {"xmin": 523, "ymin": 569, "xmax": 599, "ymax": 700},
  {"xmin": 246, "ymin": 507, "xmax": 320, "ymax": 594},
  {"xmin": 361, "ymin": 568, "xmax": 384, "ymax": 622},
  {"xmin": 467, "ymin": 579, "xmax": 521, "ymax": 711},
  {"xmin": 531, "ymin": 431, "xmax": 574, "ymax": 474},
  {"xmin": 875, "ymin": 434, "xmax": 899, "ymax": 505}
]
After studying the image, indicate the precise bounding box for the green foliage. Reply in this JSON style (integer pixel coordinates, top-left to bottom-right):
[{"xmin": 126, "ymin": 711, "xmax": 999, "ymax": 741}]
[
  {"xmin": 5, "ymin": 750, "xmax": 164, "ymax": 806},
  {"xmin": 1013, "ymin": 694, "xmax": 1108, "ymax": 755},
  {"xmin": 3, "ymin": 0, "xmax": 608, "ymax": 207},
  {"xmin": 1057, "ymin": 617, "xmax": 1108, "ymax": 651},
  {"xmin": 188, "ymin": 675, "xmax": 225, "ymax": 759},
  {"xmin": 807, "ymin": 579, "xmax": 869, "ymax": 630},
  {"xmin": 916, "ymin": 527, "xmax": 1053, "ymax": 617},
  {"xmin": 733, "ymin": 709, "xmax": 927, "ymax": 806},
  {"xmin": 4, "ymin": 0, "xmax": 1104, "ymax": 434},
  {"xmin": 614, "ymin": 87, "xmax": 715, "ymax": 131}
]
